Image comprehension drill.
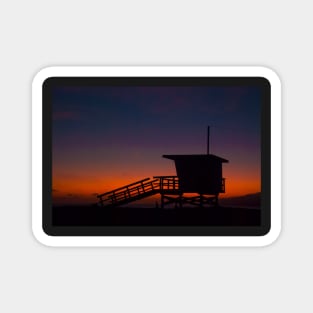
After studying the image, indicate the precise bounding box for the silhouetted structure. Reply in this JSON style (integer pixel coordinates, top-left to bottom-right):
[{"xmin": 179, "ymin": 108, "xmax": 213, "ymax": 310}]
[
  {"xmin": 162, "ymin": 154, "xmax": 228, "ymax": 207},
  {"xmin": 97, "ymin": 126, "xmax": 229, "ymax": 208},
  {"xmin": 97, "ymin": 176, "xmax": 180, "ymax": 208}
]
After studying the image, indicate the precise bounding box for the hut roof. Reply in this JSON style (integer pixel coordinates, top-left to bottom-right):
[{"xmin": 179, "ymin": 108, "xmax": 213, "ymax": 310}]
[{"xmin": 163, "ymin": 154, "xmax": 229, "ymax": 163}]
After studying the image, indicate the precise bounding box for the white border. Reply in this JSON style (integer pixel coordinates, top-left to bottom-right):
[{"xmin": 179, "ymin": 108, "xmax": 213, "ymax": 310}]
[{"xmin": 32, "ymin": 66, "xmax": 281, "ymax": 247}]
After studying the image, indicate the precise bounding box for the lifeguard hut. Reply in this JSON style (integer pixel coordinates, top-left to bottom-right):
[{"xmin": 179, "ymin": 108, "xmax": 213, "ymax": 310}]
[
  {"xmin": 97, "ymin": 126, "xmax": 228, "ymax": 208},
  {"xmin": 160, "ymin": 126, "xmax": 228, "ymax": 208}
]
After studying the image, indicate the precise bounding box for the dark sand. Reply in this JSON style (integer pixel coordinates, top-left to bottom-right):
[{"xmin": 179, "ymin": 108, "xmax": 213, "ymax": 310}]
[{"xmin": 53, "ymin": 205, "xmax": 260, "ymax": 226}]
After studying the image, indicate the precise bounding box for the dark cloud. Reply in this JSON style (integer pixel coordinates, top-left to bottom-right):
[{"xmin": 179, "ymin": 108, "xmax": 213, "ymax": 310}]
[{"xmin": 53, "ymin": 110, "xmax": 80, "ymax": 121}]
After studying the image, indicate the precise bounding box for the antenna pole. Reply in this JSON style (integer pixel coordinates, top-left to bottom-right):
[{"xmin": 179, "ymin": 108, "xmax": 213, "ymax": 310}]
[{"xmin": 207, "ymin": 125, "xmax": 210, "ymax": 155}]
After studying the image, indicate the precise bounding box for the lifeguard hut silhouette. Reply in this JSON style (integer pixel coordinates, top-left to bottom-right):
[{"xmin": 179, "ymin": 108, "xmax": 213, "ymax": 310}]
[{"xmin": 97, "ymin": 127, "xmax": 228, "ymax": 208}]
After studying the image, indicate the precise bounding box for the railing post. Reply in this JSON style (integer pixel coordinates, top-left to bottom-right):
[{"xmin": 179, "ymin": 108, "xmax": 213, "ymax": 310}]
[
  {"xmin": 112, "ymin": 192, "xmax": 116, "ymax": 204},
  {"xmin": 99, "ymin": 196, "xmax": 103, "ymax": 207},
  {"xmin": 141, "ymin": 182, "xmax": 145, "ymax": 193}
]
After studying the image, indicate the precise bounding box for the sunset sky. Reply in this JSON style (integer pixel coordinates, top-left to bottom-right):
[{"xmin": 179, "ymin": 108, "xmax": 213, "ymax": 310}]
[{"xmin": 52, "ymin": 85, "xmax": 261, "ymax": 206}]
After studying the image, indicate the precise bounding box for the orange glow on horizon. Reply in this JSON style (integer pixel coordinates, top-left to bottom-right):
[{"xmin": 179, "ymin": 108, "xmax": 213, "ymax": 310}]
[
  {"xmin": 53, "ymin": 152, "xmax": 260, "ymax": 206},
  {"xmin": 53, "ymin": 168, "xmax": 261, "ymax": 205}
]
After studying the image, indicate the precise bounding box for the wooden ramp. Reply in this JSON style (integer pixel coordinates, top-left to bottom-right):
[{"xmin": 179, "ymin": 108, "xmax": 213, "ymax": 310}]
[{"xmin": 97, "ymin": 176, "xmax": 180, "ymax": 208}]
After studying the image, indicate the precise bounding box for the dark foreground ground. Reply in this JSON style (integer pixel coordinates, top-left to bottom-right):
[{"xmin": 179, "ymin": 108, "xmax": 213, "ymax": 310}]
[{"xmin": 53, "ymin": 206, "xmax": 261, "ymax": 226}]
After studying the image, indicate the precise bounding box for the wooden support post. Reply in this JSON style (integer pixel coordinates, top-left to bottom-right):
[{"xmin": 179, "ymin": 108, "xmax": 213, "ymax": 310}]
[
  {"xmin": 179, "ymin": 193, "xmax": 183, "ymax": 208},
  {"xmin": 200, "ymin": 194, "xmax": 203, "ymax": 207}
]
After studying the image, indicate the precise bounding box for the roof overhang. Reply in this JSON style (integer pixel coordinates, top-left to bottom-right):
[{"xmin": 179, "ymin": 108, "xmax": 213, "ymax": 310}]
[{"xmin": 163, "ymin": 154, "xmax": 229, "ymax": 163}]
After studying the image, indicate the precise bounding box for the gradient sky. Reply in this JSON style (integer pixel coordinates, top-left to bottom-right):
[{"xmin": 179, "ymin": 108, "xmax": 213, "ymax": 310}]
[{"xmin": 52, "ymin": 85, "xmax": 261, "ymax": 206}]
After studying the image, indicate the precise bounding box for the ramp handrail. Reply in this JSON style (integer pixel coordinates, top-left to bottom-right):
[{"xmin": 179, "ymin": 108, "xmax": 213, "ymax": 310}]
[
  {"xmin": 97, "ymin": 178, "xmax": 150, "ymax": 198},
  {"xmin": 97, "ymin": 176, "xmax": 180, "ymax": 207}
]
